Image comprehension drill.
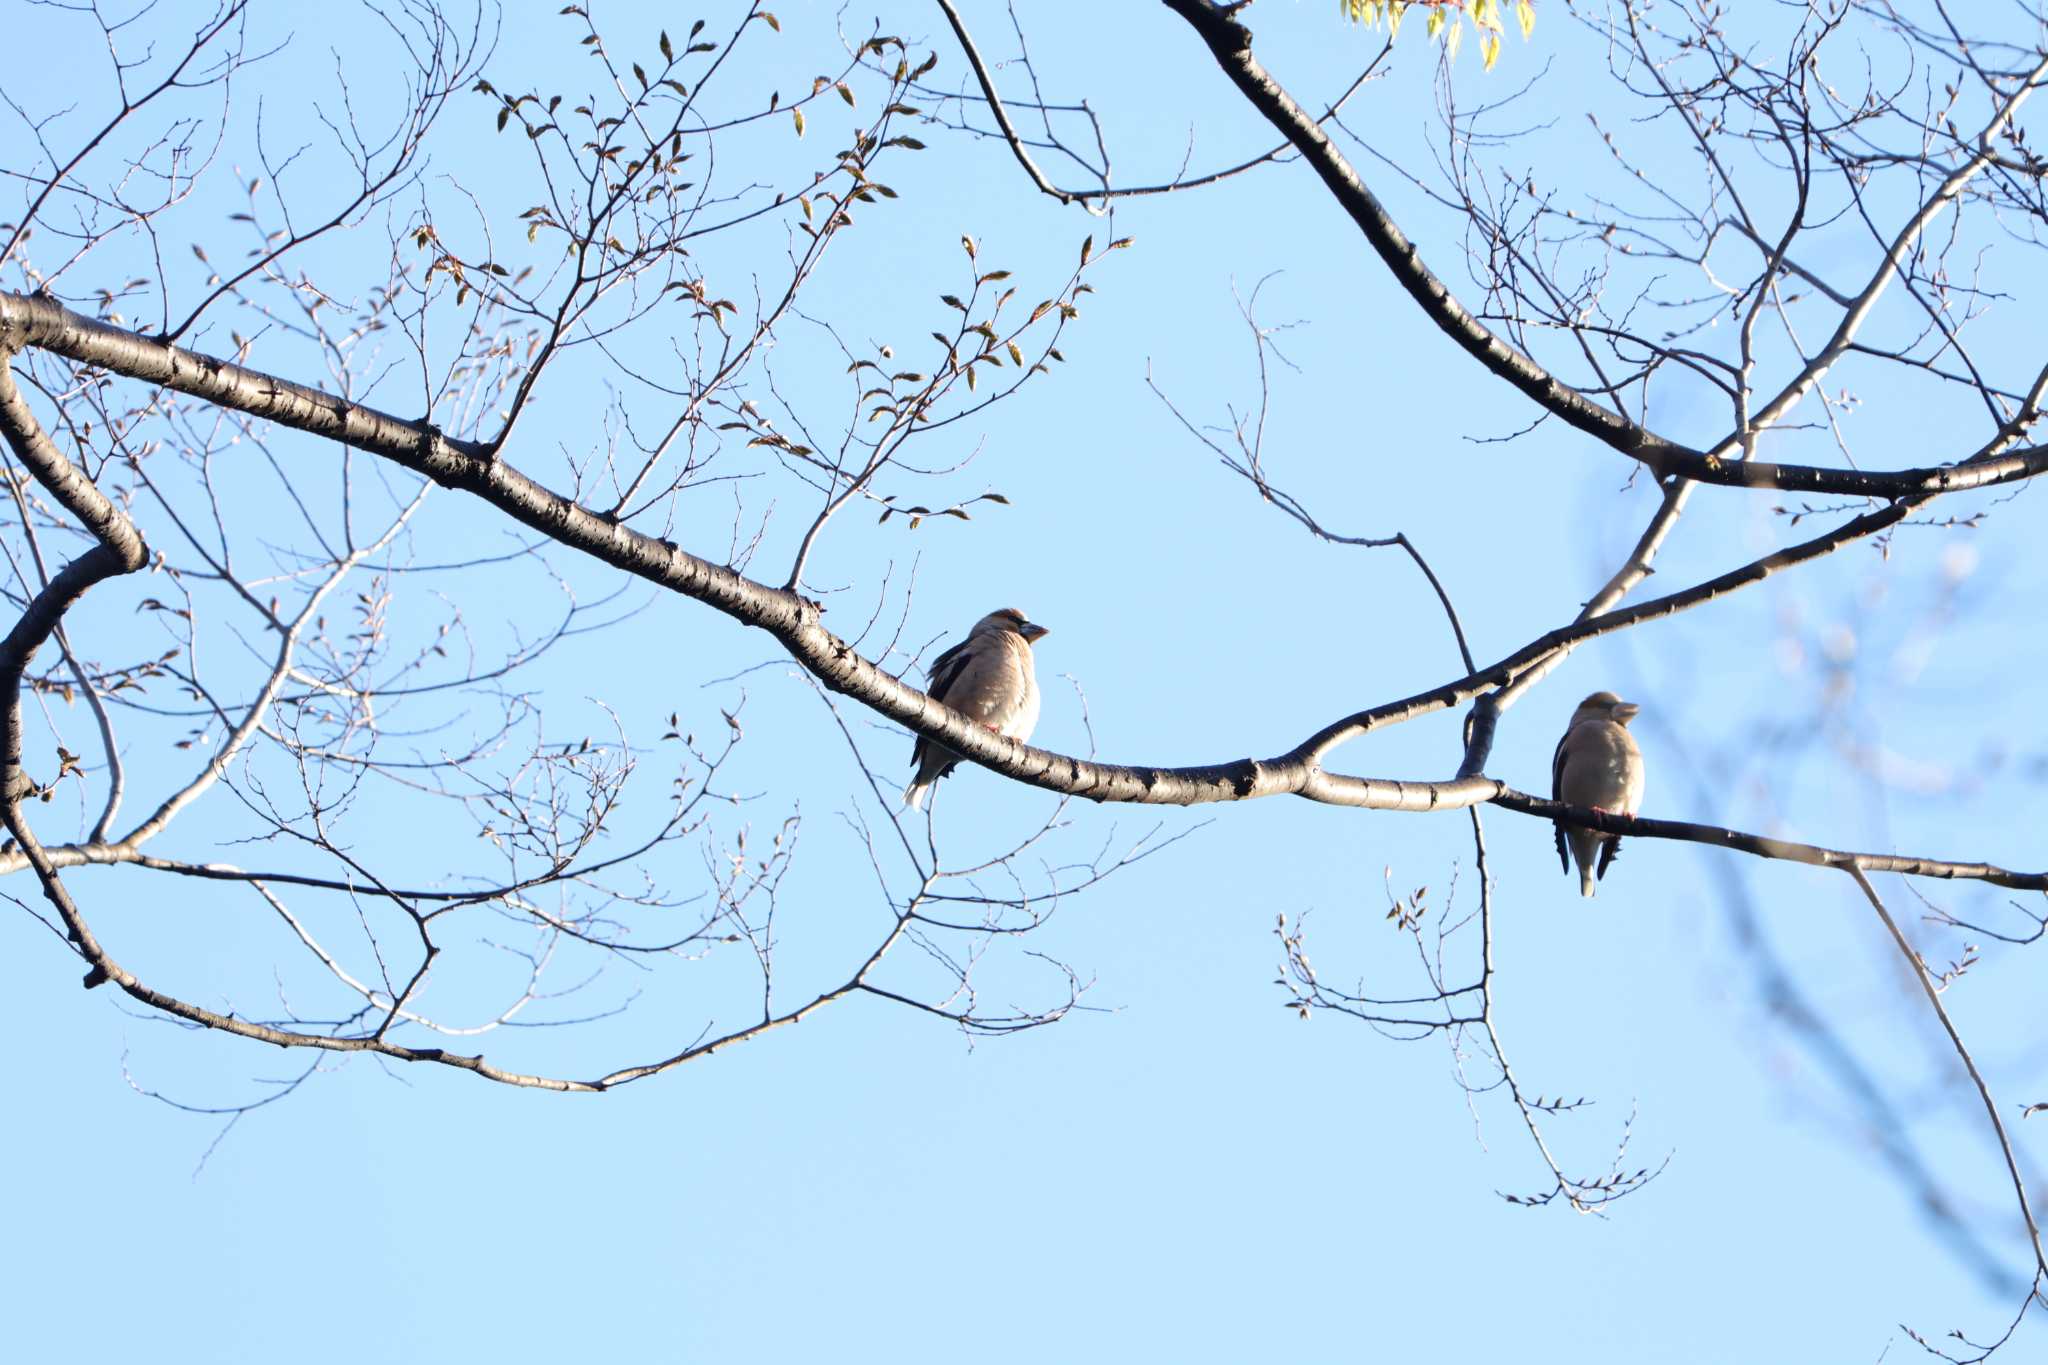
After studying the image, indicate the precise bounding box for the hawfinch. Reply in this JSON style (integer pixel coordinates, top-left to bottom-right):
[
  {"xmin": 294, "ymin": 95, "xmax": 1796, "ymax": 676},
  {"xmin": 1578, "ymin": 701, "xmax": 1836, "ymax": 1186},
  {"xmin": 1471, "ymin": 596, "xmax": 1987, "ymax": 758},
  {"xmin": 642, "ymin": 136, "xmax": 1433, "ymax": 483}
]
[
  {"xmin": 1551, "ymin": 691, "xmax": 1646, "ymax": 897},
  {"xmin": 904, "ymin": 607, "xmax": 1049, "ymax": 809}
]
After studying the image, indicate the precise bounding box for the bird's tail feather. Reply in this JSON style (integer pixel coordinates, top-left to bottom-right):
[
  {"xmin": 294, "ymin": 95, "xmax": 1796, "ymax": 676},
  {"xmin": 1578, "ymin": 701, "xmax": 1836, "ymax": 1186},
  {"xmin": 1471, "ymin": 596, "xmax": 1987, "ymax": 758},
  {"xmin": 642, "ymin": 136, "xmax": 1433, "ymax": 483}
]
[
  {"xmin": 904, "ymin": 781, "xmax": 929, "ymax": 810},
  {"xmin": 1566, "ymin": 828, "xmax": 1600, "ymax": 899}
]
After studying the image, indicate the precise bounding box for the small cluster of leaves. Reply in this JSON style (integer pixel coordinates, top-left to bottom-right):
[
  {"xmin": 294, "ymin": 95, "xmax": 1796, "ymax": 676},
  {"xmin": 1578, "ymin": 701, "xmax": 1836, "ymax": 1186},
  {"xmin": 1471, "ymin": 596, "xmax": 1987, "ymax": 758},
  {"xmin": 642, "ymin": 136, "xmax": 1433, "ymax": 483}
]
[
  {"xmin": 28, "ymin": 645, "xmax": 182, "ymax": 706},
  {"xmin": 1500, "ymin": 1162, "xmax": 1654, "ymax": 1207},
  {"xmin": 1385, "ymin": 880, "xmax": 1429, "ymax": 932},
  {"xmin": 470, "ymin": 11, "xmax": 741, "ymax": 257},
  {"xmin": 790, "ymin": 43, "xmax": 927, "ymax": 237},
  {"xmin": 1272, "ymin": 911, "xmax": 1321, "ymax": 1020},
  {"xmin": 25, "ymin": 744, "xmax": 88, "ymax": 801},
  {"xmin": 716, "ymin": 227, "xmax": 1122, "ymax": 535},
  {"xmin": 794, "ymin": 40, "xmax": 926, "ymax": 139},
  {"xmin": 661, "ymin": 275, "xmax": 739, "ymax": 329},
  {"xmin": 1928, "ymin": 942, "xmax": 1980, "ymax": 992},
  {"xmin": 873, "ymin": 491, "xmax": 1011, "ymax": 530},
  {"xmin": 412, "ymin": 223, "xmax": 531, "ymax": 308},
  {"xmin": 728, "ymin": 423, "xmax": 817, "ymax": 461},
  {"xmin": 794, "ymin": 125, "xmax": 907, "ymax": 235},
  {"xmin": 925, "ymin": 232, "xmax": 1127, "ymax": 396},
  {"xmin": 1341, "ymin": 0, "xmax": 1536, "ymax": 71}
]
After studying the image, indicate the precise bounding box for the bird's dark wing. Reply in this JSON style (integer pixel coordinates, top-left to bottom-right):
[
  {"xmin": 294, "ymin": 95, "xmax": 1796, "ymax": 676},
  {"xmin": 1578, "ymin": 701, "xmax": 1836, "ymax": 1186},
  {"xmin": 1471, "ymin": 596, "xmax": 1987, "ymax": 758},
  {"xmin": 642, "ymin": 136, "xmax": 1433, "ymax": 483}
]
[
  {"xmin": 1595, "ymin": 837, "xmax": 1622, "ymax": 882},
  {"xmin": 1551, "ymin": 729, "xmax": 1570, "ymax": 873},
  {"xmin": 925, "ymin": 638, "xmax": 975, "ymax": 701},
  {"xmin": 909, "ymin": 638, "xmax": 976, "ymax": 771}
]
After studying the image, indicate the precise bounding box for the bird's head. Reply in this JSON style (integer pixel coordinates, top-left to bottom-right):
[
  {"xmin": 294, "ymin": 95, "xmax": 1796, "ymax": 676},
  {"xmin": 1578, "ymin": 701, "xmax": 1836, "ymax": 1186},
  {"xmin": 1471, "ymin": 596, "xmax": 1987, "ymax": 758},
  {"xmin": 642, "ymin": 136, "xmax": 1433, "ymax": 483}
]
[
  {"xmin": 1574, "ymin": 690, "xmax": 1640, "ymax": 726},
  {"xmin": 978, "ymin": 607, "xmax": 1050, "ymax": 644}
]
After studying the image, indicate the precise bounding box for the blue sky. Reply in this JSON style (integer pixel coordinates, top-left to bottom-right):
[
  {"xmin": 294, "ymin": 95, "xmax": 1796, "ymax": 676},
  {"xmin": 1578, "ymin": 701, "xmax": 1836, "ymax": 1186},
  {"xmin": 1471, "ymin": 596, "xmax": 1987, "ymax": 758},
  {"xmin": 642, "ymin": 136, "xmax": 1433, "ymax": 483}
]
[{"xmin": 2, "ymin": 2, "xmax": 2044, "ymax": 1361}]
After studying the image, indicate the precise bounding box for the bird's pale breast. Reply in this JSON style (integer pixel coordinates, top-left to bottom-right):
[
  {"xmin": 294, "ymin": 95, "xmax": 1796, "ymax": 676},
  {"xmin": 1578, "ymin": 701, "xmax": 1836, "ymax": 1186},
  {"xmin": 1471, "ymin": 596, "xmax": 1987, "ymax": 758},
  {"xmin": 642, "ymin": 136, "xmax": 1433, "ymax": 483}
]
[{"xmin": 1559, "ymin": 722, "xmax": 1645, "ymax": 814}]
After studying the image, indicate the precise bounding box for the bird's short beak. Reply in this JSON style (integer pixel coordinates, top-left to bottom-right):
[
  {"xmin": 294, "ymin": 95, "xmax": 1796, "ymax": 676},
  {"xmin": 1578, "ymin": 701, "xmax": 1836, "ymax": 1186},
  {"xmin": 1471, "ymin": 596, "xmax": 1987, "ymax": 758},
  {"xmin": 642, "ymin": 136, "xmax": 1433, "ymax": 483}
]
[
  {"xmin": 1611, "ymin": 701, "xmax": 1641, "ymax": 722},
  {"xmin": 1020, "ymin": 622, "xmax": 1050, "ymax": 643}
]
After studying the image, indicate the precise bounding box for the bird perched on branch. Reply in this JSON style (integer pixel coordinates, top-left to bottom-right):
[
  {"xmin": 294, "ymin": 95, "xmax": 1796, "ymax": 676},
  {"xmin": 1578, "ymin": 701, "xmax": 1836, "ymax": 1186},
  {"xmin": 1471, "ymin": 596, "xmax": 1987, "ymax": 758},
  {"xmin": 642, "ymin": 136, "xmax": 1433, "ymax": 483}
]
[
  {"xmin": 904, "ymin": 607, "xmax": 1049, "ymax": 810},
  {"xmin": 1552, "ymin": 691, "xmax": 1647, "ymax": 898}
]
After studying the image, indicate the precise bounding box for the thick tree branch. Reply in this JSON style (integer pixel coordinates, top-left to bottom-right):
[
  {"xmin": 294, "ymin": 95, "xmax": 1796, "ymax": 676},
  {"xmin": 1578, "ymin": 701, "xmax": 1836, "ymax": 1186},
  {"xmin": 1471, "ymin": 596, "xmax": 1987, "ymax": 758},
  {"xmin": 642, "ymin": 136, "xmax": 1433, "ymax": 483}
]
[
  {"xmin": 0, "ymin": 290, "xmax": 1494, "ymax": 807},
  {"xmin": 1159, "ymin": 0, "xmax": 1698, "ymax": 471},
  {"xmin": 1156, "ymin": 2, "xmax": 2048, "ymax": 498},
  {"xmin": 3, "ymin": 292, "xmax": 2039, "ymax": 902},
  {"xmin": 0, "ymin": 289, "xmax": 2005, "ymax": 816},
  {"xmin": 1496, "ymin": 793, "xmax": 2048, "ymax": 893}
]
